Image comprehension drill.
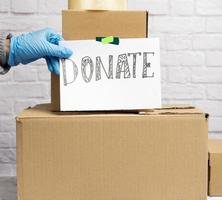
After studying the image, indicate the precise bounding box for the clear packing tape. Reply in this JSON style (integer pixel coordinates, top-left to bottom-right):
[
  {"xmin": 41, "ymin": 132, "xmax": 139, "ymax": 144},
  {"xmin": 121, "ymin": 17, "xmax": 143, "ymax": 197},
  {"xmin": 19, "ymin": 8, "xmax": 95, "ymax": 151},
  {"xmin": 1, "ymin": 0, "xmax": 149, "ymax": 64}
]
[{"xmin": 68, "ymin": 0, "xmax": 128, "ymax": 10}]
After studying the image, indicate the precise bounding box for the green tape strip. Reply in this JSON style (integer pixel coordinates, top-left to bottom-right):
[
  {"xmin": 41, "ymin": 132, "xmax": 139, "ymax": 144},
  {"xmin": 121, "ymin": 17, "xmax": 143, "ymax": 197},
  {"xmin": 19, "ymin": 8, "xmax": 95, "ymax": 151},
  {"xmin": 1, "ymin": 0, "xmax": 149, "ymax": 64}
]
[
  {"xmin": 96, "ymin": 36, "xmax": 120, "ymax": 45},
  {"xmin": 102, "ymin": 36, "xmax": 114, "ymax": 44}
]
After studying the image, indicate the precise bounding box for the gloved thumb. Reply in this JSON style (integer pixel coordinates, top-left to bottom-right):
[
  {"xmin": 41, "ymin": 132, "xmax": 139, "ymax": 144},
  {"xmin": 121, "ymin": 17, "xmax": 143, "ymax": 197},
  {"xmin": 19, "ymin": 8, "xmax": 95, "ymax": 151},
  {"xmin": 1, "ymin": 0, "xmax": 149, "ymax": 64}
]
[{"xmin": 46, "ymin": 42, "xmax": 73, "ymax": 59}]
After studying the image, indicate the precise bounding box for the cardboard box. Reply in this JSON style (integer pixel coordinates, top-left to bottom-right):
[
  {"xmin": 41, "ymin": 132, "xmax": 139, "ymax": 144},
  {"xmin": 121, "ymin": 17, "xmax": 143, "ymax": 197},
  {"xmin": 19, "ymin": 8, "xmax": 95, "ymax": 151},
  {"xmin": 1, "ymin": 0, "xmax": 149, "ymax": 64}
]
[
  {"xmin": 208, "ymin": 139, "xmax": 222, "ymax": 196},
  {"xmin": 51, "ymin": 10, "xmax": 148, "ymax": 111},
  {"xmin": 17, "ymin": 104, "xmax": 208, "ymax": 200}
]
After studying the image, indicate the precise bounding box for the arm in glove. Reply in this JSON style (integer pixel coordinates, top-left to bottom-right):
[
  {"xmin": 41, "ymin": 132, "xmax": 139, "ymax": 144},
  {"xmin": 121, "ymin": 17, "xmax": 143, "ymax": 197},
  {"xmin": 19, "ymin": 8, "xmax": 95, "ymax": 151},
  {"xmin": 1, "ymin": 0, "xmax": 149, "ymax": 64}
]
[{"xmin": 8, "ymin": 28, "xmax": 73, "ymax": 75}]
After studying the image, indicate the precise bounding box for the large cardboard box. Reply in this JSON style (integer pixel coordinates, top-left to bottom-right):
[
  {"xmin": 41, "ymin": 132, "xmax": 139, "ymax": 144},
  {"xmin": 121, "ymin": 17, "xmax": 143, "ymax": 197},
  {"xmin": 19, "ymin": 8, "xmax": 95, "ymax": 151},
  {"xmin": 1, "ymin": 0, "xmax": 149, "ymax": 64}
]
[
  {"xmin": 51, "ymin": 10, "xmax": 149, "ymax": 111},
  {"xmin": 17, "ymin": 104, "xmax": 208, "ymax": 200},
  {"xmin": 208, "ymin": 139, "xmax": 222, "ymax": 196}
]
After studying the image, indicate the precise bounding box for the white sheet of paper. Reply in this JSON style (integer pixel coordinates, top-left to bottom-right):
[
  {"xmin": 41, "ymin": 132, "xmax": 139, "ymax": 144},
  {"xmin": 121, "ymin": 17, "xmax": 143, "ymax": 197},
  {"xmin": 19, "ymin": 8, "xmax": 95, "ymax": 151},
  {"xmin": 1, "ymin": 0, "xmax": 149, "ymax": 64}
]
[{"xmin": 59, "ymin": 38, "xmax": 161, "ymax": 111}]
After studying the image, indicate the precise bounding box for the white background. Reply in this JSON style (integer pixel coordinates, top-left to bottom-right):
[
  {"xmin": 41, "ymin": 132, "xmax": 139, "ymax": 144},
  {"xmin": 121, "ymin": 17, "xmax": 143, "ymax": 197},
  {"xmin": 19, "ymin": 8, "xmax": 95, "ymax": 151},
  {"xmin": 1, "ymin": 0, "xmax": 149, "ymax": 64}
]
[{"xmin": 0, "ymin": 0, "xmax": 221, "ymax": 188}]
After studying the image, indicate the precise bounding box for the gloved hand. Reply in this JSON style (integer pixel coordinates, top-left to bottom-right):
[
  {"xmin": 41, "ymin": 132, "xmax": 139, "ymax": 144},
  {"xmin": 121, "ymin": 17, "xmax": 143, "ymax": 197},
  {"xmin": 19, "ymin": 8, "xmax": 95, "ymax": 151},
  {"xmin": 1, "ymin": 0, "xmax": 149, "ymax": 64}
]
[{"xmin": 8, "ymin": 28, "xmax": 73, "ymax": 75}]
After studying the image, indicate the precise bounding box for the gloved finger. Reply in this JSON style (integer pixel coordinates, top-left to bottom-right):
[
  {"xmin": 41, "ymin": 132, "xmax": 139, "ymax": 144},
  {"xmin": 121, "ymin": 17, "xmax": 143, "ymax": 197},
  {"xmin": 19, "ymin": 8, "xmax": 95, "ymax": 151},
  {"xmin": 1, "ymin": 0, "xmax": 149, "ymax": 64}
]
[
  {"xmin": 45, "ymin": 57, "xmax": 60, "ymax": 75},
  {"xmin": 46, "ymin": 42, "xmax": 73, "ymax": 59},
  {"xmin": 48, "ymin": 33, "xmax": 63, "ymax": 45},
  {"xmin": 39, "ymin": 28, "xmax": 62, "ymax": 46},
  {"xmin": 42, "ymin": 27, "xmax": 63, "ymax": 45},
  {"xmin": 45, "ymin": 57, "xmax": 54, "ymax": 73}
]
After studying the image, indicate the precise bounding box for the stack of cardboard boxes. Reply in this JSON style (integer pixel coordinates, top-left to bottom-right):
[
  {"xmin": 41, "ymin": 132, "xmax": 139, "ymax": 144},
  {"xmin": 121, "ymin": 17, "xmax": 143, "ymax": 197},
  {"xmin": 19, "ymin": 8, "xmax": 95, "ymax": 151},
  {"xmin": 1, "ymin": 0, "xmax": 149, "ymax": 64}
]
[{"xmin": 16, "ymin": 5, "xmax": 222, "ymax": 200}]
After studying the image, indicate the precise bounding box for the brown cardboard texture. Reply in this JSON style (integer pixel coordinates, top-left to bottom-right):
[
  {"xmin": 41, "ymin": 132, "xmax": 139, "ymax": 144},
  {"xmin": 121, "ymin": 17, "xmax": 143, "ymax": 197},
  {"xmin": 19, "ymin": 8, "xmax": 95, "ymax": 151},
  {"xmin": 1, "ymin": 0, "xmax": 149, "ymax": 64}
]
[
  {"xmin": 208, "ymin": 139, "xmax": 222, "ymax": 196},
  {"xmin": 17, "ymin": 104, "xmax": 208, "ymax": 200},
  {"xmin": 51, "ymin": 10, "xmax": 148, "ymax": 111},
  {"xmin": 62, "ymin": 10, "xmax": 148, "ymax": 40}
]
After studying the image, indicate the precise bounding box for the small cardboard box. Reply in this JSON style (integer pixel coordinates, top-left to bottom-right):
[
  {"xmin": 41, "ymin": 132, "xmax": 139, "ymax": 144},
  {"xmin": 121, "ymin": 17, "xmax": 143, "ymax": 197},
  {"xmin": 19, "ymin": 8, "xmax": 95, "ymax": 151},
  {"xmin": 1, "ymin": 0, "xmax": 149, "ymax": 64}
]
[
  {"xmin": 51, "ymin": 10, "xmax": 148, "ymax": 111},
  {"xmin": 16, "ymin": 104, "xmax": 208, "ymax": 200},
  {"xmin": 208, "ymin": 139, "xmax": 222, "ymax": 196}
]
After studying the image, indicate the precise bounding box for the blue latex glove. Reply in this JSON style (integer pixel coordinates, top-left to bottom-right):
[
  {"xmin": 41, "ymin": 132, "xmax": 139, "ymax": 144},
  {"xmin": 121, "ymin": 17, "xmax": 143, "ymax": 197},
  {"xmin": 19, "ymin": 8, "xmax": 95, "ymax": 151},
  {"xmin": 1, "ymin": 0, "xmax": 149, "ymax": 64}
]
[{"xmin": 8, "ymin": 28, "xmax": 73, "ymax": 75}]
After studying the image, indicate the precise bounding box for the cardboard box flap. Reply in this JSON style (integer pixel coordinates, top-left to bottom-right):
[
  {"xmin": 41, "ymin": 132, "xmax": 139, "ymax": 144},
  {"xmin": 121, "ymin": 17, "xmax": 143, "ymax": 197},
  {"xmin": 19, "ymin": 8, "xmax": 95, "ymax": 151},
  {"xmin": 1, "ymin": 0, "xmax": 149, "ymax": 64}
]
[
  {"xmin": 17, "ymin": 104, "xmax": 207, "ymax": 120},
  {"xmin": 140, "ymin": 105, "xmax": 207, "ymax": 116},
  {"xmin": 161, "ymin": 104, "xmax": 195, "ymax": 109}
]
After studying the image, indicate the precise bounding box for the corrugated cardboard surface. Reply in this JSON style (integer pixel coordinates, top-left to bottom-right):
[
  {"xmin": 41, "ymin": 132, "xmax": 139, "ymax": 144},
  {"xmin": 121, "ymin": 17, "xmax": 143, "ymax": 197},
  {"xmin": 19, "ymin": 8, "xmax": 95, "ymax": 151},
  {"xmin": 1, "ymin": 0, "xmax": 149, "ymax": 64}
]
[
  {"xmin": 208, "ymin": 140, "xmax": 222, "ymax": 196},
  {"xmin": 17, "ymin": 104, "xmax": 208, "ymax": 200},
  {"xmin": 62, "ymin": 10, "xmax": 148, "ymax": 40},
  {"xmin": 51, "ymin": 10, "xmax": 148, "ymax": 111}
]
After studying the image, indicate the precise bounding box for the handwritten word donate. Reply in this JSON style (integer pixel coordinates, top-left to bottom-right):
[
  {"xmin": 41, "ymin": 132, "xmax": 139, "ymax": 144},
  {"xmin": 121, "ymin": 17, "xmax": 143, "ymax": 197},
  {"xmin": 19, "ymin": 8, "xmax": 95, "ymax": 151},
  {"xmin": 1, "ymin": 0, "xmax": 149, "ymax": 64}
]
[{"xmin": 62, "ymin": 52, "xmax": 155, "ymax": 86}]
